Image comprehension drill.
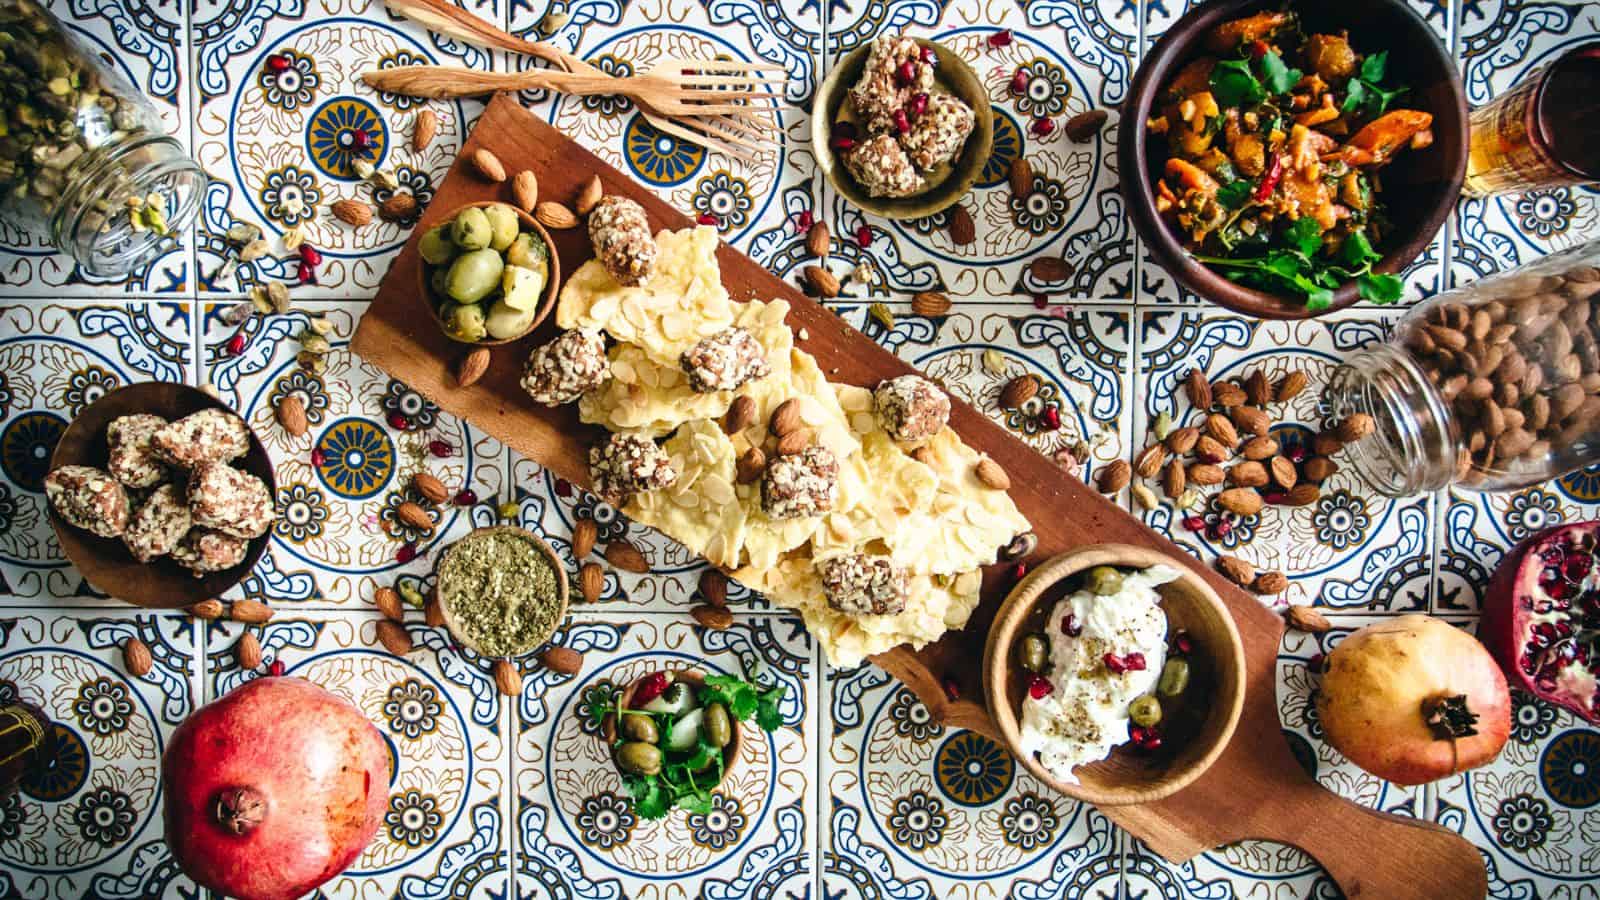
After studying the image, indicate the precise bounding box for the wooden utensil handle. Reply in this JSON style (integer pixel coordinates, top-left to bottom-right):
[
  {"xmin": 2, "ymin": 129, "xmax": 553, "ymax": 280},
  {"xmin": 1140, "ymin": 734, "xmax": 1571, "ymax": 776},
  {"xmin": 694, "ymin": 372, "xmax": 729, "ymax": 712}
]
[
  {"xmin": 361, "ymin": 66, "xmax": 620, "ymax": 100},
  {"xmin": 383, "ymin": 0, "xmax": 581, "ymax": 72}
]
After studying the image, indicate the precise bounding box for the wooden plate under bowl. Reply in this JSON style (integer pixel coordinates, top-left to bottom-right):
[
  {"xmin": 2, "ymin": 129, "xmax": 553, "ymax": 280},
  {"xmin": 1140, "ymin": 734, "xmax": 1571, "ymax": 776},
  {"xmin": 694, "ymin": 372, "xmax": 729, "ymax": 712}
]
[
  {"xmin": 434, "ymin": 525, "xmax": 569, "ymax": 657},
  {"xmin": 601, "ymin": 668, "xmax": 742, "ymax": 793},
  {"xmin": 46, "ymin": 382, "xmax": 275, "ymax": 608},
  {"xmin": 418, "ymin": 200, "xmax": 562, "ymax": 346},
  {"xmin": 984, "ymin": 544, "xmax": 1246, "ymax": 806},
  {"xmin": 812, "ymin": 38, "xmax": 994, "ymax": 220}
]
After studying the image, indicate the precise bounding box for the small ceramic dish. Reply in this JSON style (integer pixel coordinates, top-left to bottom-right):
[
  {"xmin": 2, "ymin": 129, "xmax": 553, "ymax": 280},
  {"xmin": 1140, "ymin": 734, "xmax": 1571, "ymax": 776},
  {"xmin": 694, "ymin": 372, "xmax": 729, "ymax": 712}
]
[
  {"xmin": 983, "ymin": 544, "xmax": 1246, "ymax": 806},
  {"xmin": 812, "ymin": 38, "xmax": 994, "ymax": 220},
  {"xmin": 600, "ymin": 668, "xmax": 742, "ymax": 792},
  {"xmin": 417, "ymin": 200, "xmax": 561, "ymax": 346},
  {"xmin": 46, "ymin": 382, "xmax": 275, "ymax": 608},
  {"xmin": 434, "ymin": 525, "xmax": 569, "ymax": 657}
]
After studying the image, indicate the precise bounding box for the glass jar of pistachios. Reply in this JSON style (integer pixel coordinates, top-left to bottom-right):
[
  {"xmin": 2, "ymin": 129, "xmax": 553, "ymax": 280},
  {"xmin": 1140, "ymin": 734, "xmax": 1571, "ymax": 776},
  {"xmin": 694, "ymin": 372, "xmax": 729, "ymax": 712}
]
[
  {"xmin": 1324, "ymin": 239, "xmax": 1600, "ymax": 496},
  {"xmin": 0, "ymin": 0, "xmax": 206, "ymax": 277}
]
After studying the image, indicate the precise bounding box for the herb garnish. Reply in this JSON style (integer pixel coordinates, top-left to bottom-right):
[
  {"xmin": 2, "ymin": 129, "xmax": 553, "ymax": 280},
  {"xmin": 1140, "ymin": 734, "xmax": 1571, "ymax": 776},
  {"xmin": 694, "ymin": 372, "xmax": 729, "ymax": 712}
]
[
  {"xmin": 1195, "ymin": 217, "xmax": 1404, "ymax": 311},
  {"xmin": 1209, "ymin": 50, "xmax": 1301, "ymax": 107},
  {"xmin": 1341, "ymin": 51, "xmax": 1407, "ymax": 119},
  {"xmin": 587, "ymin": 672, "xmax": 786, "ymax": 820}
]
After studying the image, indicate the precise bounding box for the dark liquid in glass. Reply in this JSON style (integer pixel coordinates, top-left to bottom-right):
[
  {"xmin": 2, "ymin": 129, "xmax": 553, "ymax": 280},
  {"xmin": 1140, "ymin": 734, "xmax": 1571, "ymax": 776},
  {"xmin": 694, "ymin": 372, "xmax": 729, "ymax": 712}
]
[{"xmin": 1535, "ymin": 43, "xmax": 1600, "ymax": 179}]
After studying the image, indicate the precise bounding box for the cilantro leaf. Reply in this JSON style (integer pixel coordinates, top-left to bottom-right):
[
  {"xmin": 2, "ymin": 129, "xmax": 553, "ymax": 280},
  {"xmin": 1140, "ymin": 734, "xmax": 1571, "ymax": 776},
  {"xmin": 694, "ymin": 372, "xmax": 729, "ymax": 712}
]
[
  {"xmin": 1342, "ymin": 51, "xmax": 1408, "ymax": 117},
  {"xmin": 1284, "ymin": 217, "xmax": 1324, "ymax": 258},
  {"xmin": 1306, "ymin": 289, "xmax": 1334, "ymax": 312},
  {"xmin": 1340, "ymin": 230, "xmax": 1382, "ymax": 268},
  {"xmin": 624, "ymin": 774, "xmax": 669, "ymax": 820},
  {"xmin": 1340, "ymin": 78, "xmax": 1368, "ymax": 115},
  {"xmin": 701, "ymin": 674, "xmax": 759, "ymax": 720},
  {"xmin": 755, "ymin": 684, "xmax": 786, "ymax": 733},
  {"xmin": 1358, "ymin": 272, "xmax": 1404, "ymax": 304},
  {"xmin": 1209, "ymin": 59, "xmax": 1265, "ymax": 107},
  {"xmin": 1216, "ymin": 180, "xmax": 1254, "ymax": 210},
  {"xmin": 1260, "ymin": 50, "xmax": 1303, "ymax": 95},
  {"xmin": 1360, "ymin": 51, "xmax": 1387, "ymax": 84}
]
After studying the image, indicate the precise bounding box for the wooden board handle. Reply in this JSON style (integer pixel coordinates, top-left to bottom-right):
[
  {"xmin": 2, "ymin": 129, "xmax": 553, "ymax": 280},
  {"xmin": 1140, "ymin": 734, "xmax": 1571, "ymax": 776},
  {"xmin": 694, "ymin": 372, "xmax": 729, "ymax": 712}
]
[{"xmin": 1287, "ymin": 785, "xmax": 1487, "ymax": 900}]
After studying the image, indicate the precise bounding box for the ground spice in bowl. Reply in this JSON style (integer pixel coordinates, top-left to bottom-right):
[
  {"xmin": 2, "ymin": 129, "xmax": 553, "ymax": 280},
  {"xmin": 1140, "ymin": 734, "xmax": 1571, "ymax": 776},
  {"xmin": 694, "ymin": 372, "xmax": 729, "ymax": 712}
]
[{"xmin": 435, "ymin": 526, "xmax": 568, "ymax": 657}]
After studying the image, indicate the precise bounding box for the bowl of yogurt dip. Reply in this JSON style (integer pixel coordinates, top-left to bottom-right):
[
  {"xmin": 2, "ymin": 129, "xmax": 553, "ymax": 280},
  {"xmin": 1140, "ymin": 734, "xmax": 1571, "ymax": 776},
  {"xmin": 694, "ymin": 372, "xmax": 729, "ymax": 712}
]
[{"xmin": 984, "ymin": 544, "xmax": 1245, "ymax": 805}]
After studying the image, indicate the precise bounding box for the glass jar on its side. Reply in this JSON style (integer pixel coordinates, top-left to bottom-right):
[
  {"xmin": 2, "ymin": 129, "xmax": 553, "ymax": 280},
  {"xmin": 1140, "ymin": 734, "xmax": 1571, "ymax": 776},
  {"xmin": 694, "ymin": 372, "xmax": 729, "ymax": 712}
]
[
  {"xmin": 1325, "ymin": 239, "xmax": 1600, "ymax": 496},
  {"xmin": 0, "ymin": 0, "xmax": 206, "ymax": 276}
]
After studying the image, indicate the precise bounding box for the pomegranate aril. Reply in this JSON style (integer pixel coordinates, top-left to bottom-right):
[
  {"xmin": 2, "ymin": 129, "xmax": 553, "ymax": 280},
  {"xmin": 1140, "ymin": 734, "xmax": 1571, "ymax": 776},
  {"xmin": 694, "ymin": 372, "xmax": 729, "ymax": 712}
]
[
  {"xmin": 1264, "ymin": 491, "xmax": 1289, "ymax": 504},
  {"xmin": 395, "ymin": 543, "xmax": 418, "ymax": 564},
  {"xmin": 856, "ymin": 225, "xmax": 872, "ymax": 248},
  {"xmin": 832, "ymin": 120, "xmax": 858, "ymax": 140},
  {"xmin": 428, "ymin": 440, "xmax": 453, "ymax": 458},
  {"xmin": 1140, "ymin": 734, "xmax": 1164, "ymax": 751},
  {"xmin": 297, "ymin": 262, "xmax": 317, "ymax": 285},
  {"xmin": 1038, "ymin": 406, "xmax": 1061, "ymax": 431},
  {"xmin": 1130, "ymin": 724, "xmax": 1148, "ymax": 743},
  {"xmin": 1026, "ymin": 673, "xmax": 1053, "ymax": 699},
  {"xmin": 1123, "ymin": 652, "xmax": 1146, "ymax": 672},
  {"xmin": 1287, "ymin": 446, "xmax": 1308, "ymax": 463},
  {"xmin": 697, "ymin": 212, "xmax": 719, "ymax": 227},
  {"xmin": 386, "ymin": 411, "xmax": 410, "ymax": 430},
  {"xmin": 1209, "ymin": 520, "xmax": 1233, "ymax": 539},
  {"xmin": 894, "ymin": 109, "xmax": 911, "ymax": 135},
  {"xmin": 225, "ymin": 332, "xmax": 247, "ymax": 356},
  {"xmin": 1172, "ymin": 630, "xmax": 1192, "ymax": 654},
  {"xmin": 1563, "ymin": 553, "xmax": 1593, "ymax": 580},
  {"xmin": 1030, "ymin": 117, "xmax": 1056, "ymax": 137},
  {"xmin": 795, "ymin": 209, "xmax": 814, "ymax": 232},
  {"xmin": 1032, "ymin": 294, "xmax": 1048, "ymax": 309},
  {"xmin": 909, "ymin": 92, "xmax": 929, "ymax": 118},
  {"xmin": 1061, "ymin": 614, "xmax": 1082, "ymax": 637},
  {"xmin": 987, "ymin": 29, "xmax": 1013, "ymax": 48},
  {"xmin": 350, "ymin": 129, "xmax": 371, "ymax": 150},
  {"xmin": 298, "ymin": 244, "xmax": 323, "ymax": 266},
  {"xmin": 941, "ymin": 677, "xmax": 961, "ymax": 702},
  {"xmin": 1181, "ymin": 516, "xmax": 1206, "ymax": 532},
  {"xmin": 554, "ymin": 479, "xmax": 573, "ymax": 498},
  {"xmin": 310, "ymin": 447, "xmax": 327, "ymax": 467},
  {"xmin": 1010, "ymin": 68, "xmax": 1030, "ymax": 94},
  {"xmin": 895, "ymin": 59, "xmax": 916, "ymax": 86},
  {"xmin": 632, "ymin": 672, "xmax": 670, "ymax": 707},
  {"xmin": 268, "ymin": 659, "xmax": 286, "ymax": 677},
  {"xmin": 1103, "ymin": 652, "xmax": 1128, "ymax": 674},
  {"xmin": 453, "ymin": 489, "xmax": 478, "ymax": 506},
  {"xmin": 831, "ymin": 136, "xmax": 857, "ymax": 152},
  {"xmin": 920, "ymin": 45, "xmax": 936, "ymax": 64},
  {"xmin": 265, "ymin": 54, "xmax": 291, "ymax": 73}
]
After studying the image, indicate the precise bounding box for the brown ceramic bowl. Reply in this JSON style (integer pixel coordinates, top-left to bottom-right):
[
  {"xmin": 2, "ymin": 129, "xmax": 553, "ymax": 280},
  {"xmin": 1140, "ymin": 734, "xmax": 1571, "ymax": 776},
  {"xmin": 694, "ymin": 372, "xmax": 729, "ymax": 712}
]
[
  {"xmin": 46, "ymin": 382, "xmax": 275, "ymax": 608},
  {"xmin": 983, "ymin": 544, "xmax": 1246, "ymax": 806},
  {"xmin": 434, "ymin": 525, "xmax": 569, "ymax": 657},
  {"xmin": 1121, "ymin": 0, "xmax": 1467, "ymax": 319},
  {"xmin": 419, "ymin": 201, "xmax": 561, "ymax": 346},
  {"xmin": 813, "ymin": 38, "xmax": 994, "ymax": 220},
  {"xmin": 601, "ymin": 668, "xmax": 742, "ymax": 793}
]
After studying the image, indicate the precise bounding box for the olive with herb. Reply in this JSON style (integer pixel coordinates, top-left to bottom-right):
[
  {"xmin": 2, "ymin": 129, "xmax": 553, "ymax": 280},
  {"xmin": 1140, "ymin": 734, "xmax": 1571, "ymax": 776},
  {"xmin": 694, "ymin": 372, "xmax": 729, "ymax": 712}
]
[
  {"xmin": 422, "ymin": 203, "xmax": 552, "ymax": 343},
  {"xmin": 1017, "ymin": 633, "xmax": 1050, "ymax": 673},
  {"xmin": 619, "ymin": 713, "xmax": 659, "ymax": 744},
  {"xmin": 451, "ymin": 207, "xmax": 493, "ymax": 251},
  {"xmin": 616, "ymin": 741, "xmax": 663, "ymax": 777},
  {"xmin": 703, "ymin": 703, "xmax": 732, "ymax": 748},
  {"xmin": 1083, "ymin": 566, "xmax": 1125, "ymax": 596},
  {"xmin": 1129, "ymin": 694, "xmax": 1163, "ymax": 727}
]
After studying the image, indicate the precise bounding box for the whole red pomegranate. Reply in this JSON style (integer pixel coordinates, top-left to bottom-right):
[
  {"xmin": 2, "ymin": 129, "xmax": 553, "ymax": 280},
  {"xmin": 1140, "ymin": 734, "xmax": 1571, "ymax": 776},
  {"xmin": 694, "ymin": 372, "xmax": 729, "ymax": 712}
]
[
  {"xmin": 164, "ymin": 676, "xmax": 391, "ymax": 900},
  {"xmin": 1317, "ymin": 614, "xmax": 1510, "ymax": 785},
  {"xmin": 1483, "ymin": 520, "xmax": 1600, "ymax": 723}
]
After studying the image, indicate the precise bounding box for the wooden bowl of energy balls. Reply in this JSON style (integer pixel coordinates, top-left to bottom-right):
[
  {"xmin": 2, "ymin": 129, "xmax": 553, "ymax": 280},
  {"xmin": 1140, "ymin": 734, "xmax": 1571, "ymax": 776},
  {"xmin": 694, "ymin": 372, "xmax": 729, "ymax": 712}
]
[{"xmin": 45, "ymin": 382, "xmax": 277, "ymax": 607}]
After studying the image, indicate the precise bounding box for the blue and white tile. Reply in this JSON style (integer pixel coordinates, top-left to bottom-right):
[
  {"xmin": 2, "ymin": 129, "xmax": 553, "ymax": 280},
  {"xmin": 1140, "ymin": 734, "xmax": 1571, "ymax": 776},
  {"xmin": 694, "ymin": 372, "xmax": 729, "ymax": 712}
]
[
  {"xmin": 0, "ymin": 301, "xmax": 193, "ymax": 604},
  {"xmin": 201, "ymin": 300, "xmax": 507, "ymax": 607},
  {"xmin": 1429, "ymin": 618, "xmax": 1600, "ymax": 900},
  {"xmin": 826, "ymin": 0, "xmax": 1136, "ymax": 303},
  {"xmin": 0, "ymin": 0, "xmax": 192, "ymax": 294},
  {"xmin": 191, "ymin": 0, "xmax": 491, "ymax": 297},
  {"xmin": 511, "ymin": 615, "xmax": 815, "ymax": 898},
  {"xmin": 507, "ymin": 0, "xmax": 826, "ymax": 277},
  {"xmin": 0, "ymin": 611, "xmax": 200, "ymax": 900},
  {"xmin": 1451, "ymin": 0, "xmax": 1600, "ymax": 287},
  {"xmin": 1134, "ymin": 311, "xmax": 1435, "ymax": 611},
  {"xmin": 823, "ymin": 664, "xmax": 1124, "ymax": 898},
  {"xmin": 1122, "ymin": 617, "xmax": 1426, "ymax": 897},
  {"xmin": 202, "ymin": 611, "xmax": 512, "ymax": 897}
]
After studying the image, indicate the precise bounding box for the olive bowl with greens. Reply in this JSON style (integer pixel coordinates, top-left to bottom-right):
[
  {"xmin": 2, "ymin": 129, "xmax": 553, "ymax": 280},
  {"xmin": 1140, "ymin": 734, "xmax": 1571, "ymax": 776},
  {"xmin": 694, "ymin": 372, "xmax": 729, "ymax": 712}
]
[
  {"xmin": 417, "ymin": 201, "xmax": 560, "ymax": 345},
  {"xmin": 592, "ymin": 668, "xmax": 785, "ymax": 820},
  {"xmin": 1122, "ymin": 0, "xmax": 1466, "ymax": 320}
]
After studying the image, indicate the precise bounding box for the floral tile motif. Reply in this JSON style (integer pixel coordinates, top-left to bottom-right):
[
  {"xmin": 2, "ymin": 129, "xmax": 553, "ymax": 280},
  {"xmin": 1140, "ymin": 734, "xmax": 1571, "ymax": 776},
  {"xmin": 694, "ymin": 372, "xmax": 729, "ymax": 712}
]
[
  {"xmin": 202, "ymin": 611, "xmax": 511, "ymax": 897},
  {"xmin": 191, "ymin": 0, "xmax": 490, "ymax": 297},
  {"xmin": 0, "ymin": 0, "xmax": 191, "ymax": 294},
  {"xmin": 1123, "ymin": 617, "xmax": 1425, "ymax": 898},
  {"xmin": 511, "ymin": 615, "xmax": 814, "ymax": 898},
  {"xmin": 1451, "ymin": 1, "xmax": 1600, "ymax": 287},
  {"xmin": 0, "ymin": 612, "xmax": 199, "ymax": 900},
  {"xmin": 823, "ymin": 664, "xmax": 1124, "ymax": 898},
  {"xmin": 201, "ymin": 301, "xmax": 507, "ymax": 606},
  {"xmin": 507, "ymin": 0, "xmax": 826, "ymax": 278},
  {"xmin": 1429, "ymin": 618, "xmax": 1600, "ymax": 899},
  {"xmin": 834, "ymin": 301, "xmax": 1135, "ymax": 486},
  {"xmin": 1134, "ymin": 311, "xmax": 1435, "ymax": 611},
  {"xmin": 823, "ymin": 0, "xmax": 1136, "ymax": 303},
  {"xmin": 0, "ymin": 302, "xmax": 193, "ymax": 604}
]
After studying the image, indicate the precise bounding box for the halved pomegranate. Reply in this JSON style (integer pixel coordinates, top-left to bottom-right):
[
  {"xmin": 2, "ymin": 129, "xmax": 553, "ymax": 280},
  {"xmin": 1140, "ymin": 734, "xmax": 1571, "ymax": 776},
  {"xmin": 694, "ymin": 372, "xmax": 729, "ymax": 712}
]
[{"xmin": 1483, "ymin": 520, "xmax": 1600, "ymax": 724}]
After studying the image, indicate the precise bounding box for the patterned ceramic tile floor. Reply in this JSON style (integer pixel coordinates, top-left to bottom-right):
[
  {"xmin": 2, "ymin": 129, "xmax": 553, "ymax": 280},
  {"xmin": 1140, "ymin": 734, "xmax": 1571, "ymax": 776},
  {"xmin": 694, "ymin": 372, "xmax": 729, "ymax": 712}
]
[{"xmin": 1, "ymin": 0, "xmax": 1598, "ymax": 897}]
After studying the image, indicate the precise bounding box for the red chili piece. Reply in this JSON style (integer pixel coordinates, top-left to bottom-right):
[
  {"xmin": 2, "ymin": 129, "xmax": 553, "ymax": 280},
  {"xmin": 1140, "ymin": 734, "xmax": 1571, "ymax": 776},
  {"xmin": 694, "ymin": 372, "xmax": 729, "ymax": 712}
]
[
  {"xmin": 632, "ymin": 672, "xmax": 670, "ymax": 708},
  {"xmin": 1253, "ymin": 153, "xmax": 1284, "ymax": 202},
  {"xmin": 1026, "ymin": 673, "xmax": 1053, "ymax": 699},
  {"xmin": 987, "ymin": 29, "xmax": 1013, "ymax": 48},
  {"xmin": 1248, "ymin": 39, "xmax": 1270, "ymax": 60}
]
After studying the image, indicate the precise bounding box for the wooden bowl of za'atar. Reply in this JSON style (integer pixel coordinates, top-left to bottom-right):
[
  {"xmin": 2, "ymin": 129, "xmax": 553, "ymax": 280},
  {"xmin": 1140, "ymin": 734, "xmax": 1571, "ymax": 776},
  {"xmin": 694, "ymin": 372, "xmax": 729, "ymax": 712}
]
[{"xmin": 984, "ymin": 544, "xmax": 1246, "ymax": 805}]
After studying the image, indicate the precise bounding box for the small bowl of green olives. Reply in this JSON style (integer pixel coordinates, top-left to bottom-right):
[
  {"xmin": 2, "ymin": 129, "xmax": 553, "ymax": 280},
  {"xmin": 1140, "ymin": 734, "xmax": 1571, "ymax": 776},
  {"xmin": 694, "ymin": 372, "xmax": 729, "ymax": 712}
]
[
  {"xmin": 417, "ymin": 201, "xmax": 561, "ymax": 345},
  {"xmin": 599, "ymin": 669, "xmax": 744, "ymax": 806},
  {"xmin": 983, "ymin": 544, "xmax": 1246, "ymax": 806}
]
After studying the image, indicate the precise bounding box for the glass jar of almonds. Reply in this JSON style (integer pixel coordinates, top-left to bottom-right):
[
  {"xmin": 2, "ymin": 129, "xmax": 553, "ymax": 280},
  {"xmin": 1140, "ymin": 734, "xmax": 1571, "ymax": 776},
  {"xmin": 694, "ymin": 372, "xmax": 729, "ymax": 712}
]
[
  {"xmin": 0, "ymin": 0, "xmax": 206, "ymax": 276},
  {"xmin": 1325, "ymin": 239, "xmax": 1600, "ymax": 495}
]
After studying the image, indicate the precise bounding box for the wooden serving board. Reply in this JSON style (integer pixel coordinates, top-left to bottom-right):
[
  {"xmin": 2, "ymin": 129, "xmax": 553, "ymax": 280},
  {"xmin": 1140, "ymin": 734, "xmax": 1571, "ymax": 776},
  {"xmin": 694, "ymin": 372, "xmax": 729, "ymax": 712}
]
[{"xmin": 354, "ymin": 93, "xmax": 1486, "ymax": 898}]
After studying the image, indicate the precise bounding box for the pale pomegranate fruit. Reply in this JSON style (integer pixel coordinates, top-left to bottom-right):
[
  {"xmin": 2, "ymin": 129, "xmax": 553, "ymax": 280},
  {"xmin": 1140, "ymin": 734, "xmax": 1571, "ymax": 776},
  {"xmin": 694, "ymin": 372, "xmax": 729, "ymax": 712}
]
[
  {"xmin": 1483, "ymin": 520, "xmax": 1600, "ymax": 724},
  {"xmin": 163, "ymin": 676, "xmax": 392, "ymax": 900},
  {"xmin": 1316, "ymin": 614, "xmax": 1510, "ymax": 786}
]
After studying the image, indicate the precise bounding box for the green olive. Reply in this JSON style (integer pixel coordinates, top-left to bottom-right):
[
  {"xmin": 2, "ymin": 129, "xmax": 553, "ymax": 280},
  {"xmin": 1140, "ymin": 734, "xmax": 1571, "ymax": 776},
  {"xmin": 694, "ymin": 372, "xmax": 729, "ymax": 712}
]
[
  {"xmin": 1157, "ymin": 658, "xmax": 1190, "ymax": 697},
  {"xmin": 506, "ymin": 232, "xmax": 549, "ymax": 270},
  {"xmin": 429, "ymin": 267, "xmax": 450, "ymax": 299},
  {"xmin": 442, "ymin": 301, "xmax": 487, "ymax": 343},
  {"xmin": 702, "ymin": 702, "xmax": 732, "ymax": 748},
  {"xmin": 1129, "ymin": 694, "xmax": 1162, "ymax": 727},
  {"xmin": 418, "ymin": 225, "xmax": 455, "ymax": 265},
  {"xmin": 485, "ymin": 298, "xmax": 535, "ymax": 340},
  {"xmin": 451, "ymin": 207, "xmax": 493, "ymax": 250},
  {"xmin": 482, "ymin": 203, "xmax": 520, "ymax": 251},
  {"xmin": 1017, "ymin": 633, "xmax": 1049, "ymax": 673},
  {"xmin": 615, "ymin": 741, "xmax": 662, "ymax": 776},
  {"xmin": 1083, "ymin": 565, "xmax": 1124, "ymax": 596},
  {"xmin": 446, "ymin": 248, "xmax": 505, "ymax": 304},
  {"xmin": 619, "ymin": 713, "xmax": 659, "ymax": 744}
]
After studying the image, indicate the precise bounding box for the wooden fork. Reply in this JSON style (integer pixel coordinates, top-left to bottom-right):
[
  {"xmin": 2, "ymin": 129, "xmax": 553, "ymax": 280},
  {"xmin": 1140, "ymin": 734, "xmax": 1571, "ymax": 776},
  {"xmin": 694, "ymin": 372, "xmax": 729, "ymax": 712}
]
[
  {"xmin": 363, "ymin": 64, "xmax": 787, "ymax": 117},
  {"xmin": 380, "ymin": 0, "xmax": 784, "ymax": 160}
]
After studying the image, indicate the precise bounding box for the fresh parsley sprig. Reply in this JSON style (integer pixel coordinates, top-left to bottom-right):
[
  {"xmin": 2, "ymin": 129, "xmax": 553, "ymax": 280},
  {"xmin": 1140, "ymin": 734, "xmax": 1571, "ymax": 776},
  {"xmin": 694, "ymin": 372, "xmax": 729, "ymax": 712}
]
[
  {"xmin": 1194, "ymin": 218, "xmax": 1403, "ymax": 311},
  {"xmin": 1341, "ymin": 51, "xmax": 1407, "ymax": 119},
  {"xmin": 1208, "ymin": 50, "xmax": 1302, "ymax": 108}
]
